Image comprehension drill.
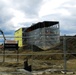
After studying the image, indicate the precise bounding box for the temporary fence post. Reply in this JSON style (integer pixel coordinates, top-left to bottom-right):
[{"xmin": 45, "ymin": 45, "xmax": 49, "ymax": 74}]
[
  {"xmin": 3, "ymin": 48, "xmax": 5, "ymax": 62},
  {"xmin": 63, "ymin": 35, "xmax": 67, "ymax": 74},
  {"xmin": 17, "ymin": 49, "xmax": 19, "ymax": 63}
]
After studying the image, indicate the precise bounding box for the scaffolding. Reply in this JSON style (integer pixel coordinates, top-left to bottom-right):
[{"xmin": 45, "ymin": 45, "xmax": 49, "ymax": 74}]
[{"xmin": 26, "ymin": 21, "xmax": 60, "ymax": 50}]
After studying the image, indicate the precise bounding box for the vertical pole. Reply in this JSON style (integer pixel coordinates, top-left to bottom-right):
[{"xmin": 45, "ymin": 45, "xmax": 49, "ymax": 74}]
[
  {"xmin": 31, "ymin": 24, "xmax": 34, "ymax": 71},
  {"xmin": 63, "ymin": 35, "xmax": 67, "ymax": 74},
  {"xmin": 43, "ymin": 22, "xmax": 46, "ymax": 49},
  {"xmin": 3, "ymin": 48, "xmax": 5, "ymax": 62},
  {"xmin": 17, "ymin": 49, "xmax": 19, "ymax": 63},
  {"xmin": 58, "ymin": 23, "xmax": 60, "ymax": 36},
  {"xmin": 3, "ymin": 41, "xmax": 5, "ymax": 63},
  {"xmin": 16, "ymin": 41, "xmax": 19, "ymax": 63}
]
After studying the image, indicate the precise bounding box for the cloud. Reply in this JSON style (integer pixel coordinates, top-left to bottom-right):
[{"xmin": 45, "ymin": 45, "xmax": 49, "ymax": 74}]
[
  {"xmin": 0, "ymin": 0, "xmax": 76, "ymax": 36},
  {"xmin": 0, "ymin": 0, "xmax": 43, "ymax": 34},
  {"xmin": 39, "ymin": 0, "xmax": 76, "ymax": 35},
  {"xmin": 39, "ymin": 12, "xmax": 76, "ymax": 35},
  {"xmin": 39, "ymin": 0, "xmax": 70, "ymax": 17},
  {"xmin": 11, "ymin": 0, "xmax": 43, "ymax": 18}
]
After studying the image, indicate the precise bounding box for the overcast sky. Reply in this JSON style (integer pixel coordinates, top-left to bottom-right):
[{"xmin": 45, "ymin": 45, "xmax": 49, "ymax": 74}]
[{"xmin": 0, "ymin": 0, "xmax": 76, "ymax": 36}]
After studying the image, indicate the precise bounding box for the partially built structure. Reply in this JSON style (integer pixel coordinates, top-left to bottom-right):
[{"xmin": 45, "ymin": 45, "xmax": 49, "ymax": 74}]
[{"xmin": 15, "ymin": 21, "xmax": 60, "ymax": 50}]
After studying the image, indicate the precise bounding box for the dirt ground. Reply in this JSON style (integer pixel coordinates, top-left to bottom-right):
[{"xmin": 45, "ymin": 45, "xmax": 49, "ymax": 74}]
[{"xmin": 0, "ymin": 50, "xmax": 76, "ymax": 75}]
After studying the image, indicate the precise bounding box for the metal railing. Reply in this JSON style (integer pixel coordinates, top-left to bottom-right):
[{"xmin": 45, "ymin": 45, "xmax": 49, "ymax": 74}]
[{"xmin": 0, "ymin": 36, "xmax": 76, "ymax": 74}]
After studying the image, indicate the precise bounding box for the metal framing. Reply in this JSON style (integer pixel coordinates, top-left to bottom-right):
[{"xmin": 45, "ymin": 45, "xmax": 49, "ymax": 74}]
[{"xmin": 26, "ymin": 21, "xmax": 60, "ymax": 50}]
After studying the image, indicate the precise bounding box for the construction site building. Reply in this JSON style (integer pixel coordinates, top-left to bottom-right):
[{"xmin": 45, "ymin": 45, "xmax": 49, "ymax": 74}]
[
  {"xmin": 26, "ymin": 21, "xmax": 60, "ymax": 50},
  {"xmin": 14, "ymin": 21, "xmax": 60, "ymax": 50},
  {"xmin": 14, "ymin": 28, "xmax": 27, "ymax": 47}
]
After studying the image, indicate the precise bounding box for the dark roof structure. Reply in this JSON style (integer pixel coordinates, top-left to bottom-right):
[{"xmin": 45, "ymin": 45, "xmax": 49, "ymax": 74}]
[{"xmin": 26, "ymin": 21, "xmax": 59, "ymax": 32}]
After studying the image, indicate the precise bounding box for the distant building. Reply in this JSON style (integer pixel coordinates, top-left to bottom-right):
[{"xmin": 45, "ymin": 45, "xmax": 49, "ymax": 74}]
[
  {"xmin": 14, "ymin": 21, "xmax": 60, "ymax": 50},
  {"xmin": 14, "ymin": 28, "xmax": 27, "ymax": 47},
  {"xmin": 26, "ymin": 21, "xmax": 60, "ymax": 50}
]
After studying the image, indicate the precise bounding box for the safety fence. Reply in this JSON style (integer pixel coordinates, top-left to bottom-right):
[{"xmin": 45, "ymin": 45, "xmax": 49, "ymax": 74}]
[{"xmin": 0, "ymin": 36, "xmax": 76, "ymax": 75}]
